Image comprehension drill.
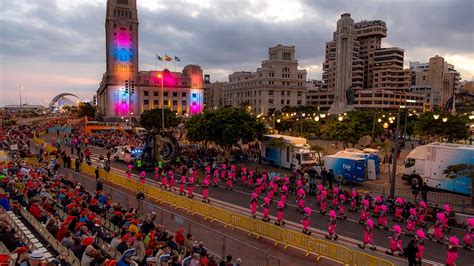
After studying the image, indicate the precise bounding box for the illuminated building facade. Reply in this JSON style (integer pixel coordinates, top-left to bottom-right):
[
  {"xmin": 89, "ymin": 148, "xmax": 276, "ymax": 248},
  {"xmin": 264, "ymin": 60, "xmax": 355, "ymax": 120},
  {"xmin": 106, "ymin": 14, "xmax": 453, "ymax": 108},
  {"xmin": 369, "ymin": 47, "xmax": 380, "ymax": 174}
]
[{"xmin": 97, "ymin": 0, "xmax": 204, "ymax": 118}]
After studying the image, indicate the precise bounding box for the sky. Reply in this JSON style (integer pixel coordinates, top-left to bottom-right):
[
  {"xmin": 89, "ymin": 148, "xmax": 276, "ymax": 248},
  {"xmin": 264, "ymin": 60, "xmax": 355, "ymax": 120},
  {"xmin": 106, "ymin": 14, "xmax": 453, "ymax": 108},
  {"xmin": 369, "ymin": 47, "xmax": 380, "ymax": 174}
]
[{"xmin": 0, "ymin": 0, "xmax": 473, "ymax": 106}]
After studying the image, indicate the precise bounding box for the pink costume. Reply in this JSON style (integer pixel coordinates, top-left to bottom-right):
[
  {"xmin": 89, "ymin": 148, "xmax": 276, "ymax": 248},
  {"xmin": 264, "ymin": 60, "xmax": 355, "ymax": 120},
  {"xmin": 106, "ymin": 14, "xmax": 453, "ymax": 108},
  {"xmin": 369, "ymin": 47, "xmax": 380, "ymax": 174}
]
[
  {"xmin": 445, "ymin": 236, "xmax": 458, "ymax": 266},
  {"xmin": 319, "ymin": 190, "xmax": 327, "ymax": 214},
  {"xmin": 226, "ymin": 172, "xmax": 234, "ymax": 190},
  {"xmin": 417, "ymin": 201, "xmax": 427, "ymax": 226},
  {"xmin": 360, "ymin": 199, "xmax": 370, "ymax": 223},
  {"xmin": 378, "ymin": 205, "xmax": 388, "ymax": 229},
  {"xmin": 388, "ymin": 225, "xmax": 403, "ymax": 254},
  {"xmin": 359, "ymin": 219, "xmax": 375, "ymax": 250},
  {"xmin": 161, "ymin": 171, "xmax": 168, "ymax": 187},
  {"xmin": 442, "ymin": 204, "xmax": 451, "ymax": 230},
  {"xmin": 406, "ymin": 208, "xmax": 417, "ymax": 234},
  {"xmin": 463, "ymin": 218, "xmax": 474, "ymax": 248},
  {"xmin": 415, "ymin": 229, "xmax": 425, "ymax": 260},
  {"xmin": 255, "ymin": 178, "xmax": 262, "ymax": 194},
  {"xmin": 179, "ymin": 176, "xmax": 186, "ymax": 195},
  {"xmin": 187, "ymin": 176, "xmax": 195, "ymax": 198},
  {"xmin": 296, "ymin": 179, "xmax": 303, "ymax": 189},
  {"xmin": 275, "ymin": 199, "xmax": 286, "ymax": 225},
  {"xmin": 373, "ymin": 195, "xmax": 382, "ymax": 216},
  {"xmin": 168, "ymin": 171, "xmax": 175, "ymax": 189},
  {"xmin": 139, "ymin": 171, "xmax": 146, "ymax": 184},
  {"xmin": 250, "ymin": 193, "xmax": 258, "ymax": 218},
  {"xmin": 326, "ymin": 210, "xmax": 338, "ymax": 239},
  {"xmin": 394, "ymin": 197, "xmax": 404, "ymax": 221},
  {"xmin": 301, "ymin": 207, "xmax": 312, "ymax": 235},
  {"xmin": 297, "ymin": 188, "xmax": 305, "ymax": 211},
  {"xmin": 212, "ymin": 170, "xmax": 219, "ymax": 186},
  {"xmin": 338, "ymin": 194, "xmax": 346, "ymax": 218},
  {"xmin": 202, "ymin": 179, "xmax": 210, "ymax": 202},
  {"xmin": 126, "ymin": 164, "xmax": 132, "ymax": 179},
  {"xmin": 205, "ymin": 166, "xmax": 211, "ymax": 175},
  {"xmin": 433, "ymin": 212, "xmax": 445, "ymax": 242},
  {"xmin": 349, "ymin": 188, "xmax": 358, "ymax": 211},
  {"xmin": 261, "ymin": 197, "xmax": 270, "ymax": 222}
]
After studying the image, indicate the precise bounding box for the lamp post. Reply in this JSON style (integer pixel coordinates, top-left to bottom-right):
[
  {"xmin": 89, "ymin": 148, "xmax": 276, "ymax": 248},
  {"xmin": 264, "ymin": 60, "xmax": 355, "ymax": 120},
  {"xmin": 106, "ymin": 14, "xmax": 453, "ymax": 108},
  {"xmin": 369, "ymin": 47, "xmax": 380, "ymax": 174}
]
[
  {"xmin": 19, "ymin": 85, "xmax": 23, "ymax": 123},
  {"xmin": 389, "ymin": 111, "xmax": 401, "ymax": 198},
  {"xmin": 158, "ymin": 74, "xmax": 165, "ymax": 131}
]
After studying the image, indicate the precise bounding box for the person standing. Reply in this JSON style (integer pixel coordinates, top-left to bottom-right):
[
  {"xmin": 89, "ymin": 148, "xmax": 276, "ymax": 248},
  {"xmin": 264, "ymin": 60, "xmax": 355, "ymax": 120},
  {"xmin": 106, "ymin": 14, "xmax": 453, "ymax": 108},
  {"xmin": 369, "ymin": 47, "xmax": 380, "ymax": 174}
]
[
  {"xmin": 403, "ymin": 240, "xmax": 418, "ymax": 266},
  {"xmin": 420, "ymin": 182, "xmax": 428, "ymax": 203},
  {"xmin": 328, "ymin": 169, "xmax": 335, "ymax": 189},
  {"xmin": 320, "ymin": 168, "xmax": 328, "ymax": 188}
]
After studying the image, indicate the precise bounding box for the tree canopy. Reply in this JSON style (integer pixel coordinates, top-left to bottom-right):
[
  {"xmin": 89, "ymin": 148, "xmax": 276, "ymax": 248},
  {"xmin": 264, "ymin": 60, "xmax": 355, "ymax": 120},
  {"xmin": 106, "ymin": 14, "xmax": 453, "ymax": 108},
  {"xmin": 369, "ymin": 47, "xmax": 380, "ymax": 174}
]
[
  {"xmin": 139, "ymin": 108, "xmax": 180, "ymax": 131},
  {"xmin": 77, "ymin": 102, "xmax": 96, "ymax": 118},
  {"xmin": 185, "ymin": 107, "xmax": 267, "ymax": 148},
  {"xmin": 412, "ymin": 112, "xmax": 469, "ymax": 142}
]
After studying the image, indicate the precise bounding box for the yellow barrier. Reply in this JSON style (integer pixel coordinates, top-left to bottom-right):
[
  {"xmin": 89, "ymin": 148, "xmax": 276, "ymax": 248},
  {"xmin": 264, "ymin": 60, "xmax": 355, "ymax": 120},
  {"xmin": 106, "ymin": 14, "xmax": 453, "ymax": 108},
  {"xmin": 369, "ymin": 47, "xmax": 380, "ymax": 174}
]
[{"xmin": 84, "ymin": 163, "xmax": 394, "ymax": 266}]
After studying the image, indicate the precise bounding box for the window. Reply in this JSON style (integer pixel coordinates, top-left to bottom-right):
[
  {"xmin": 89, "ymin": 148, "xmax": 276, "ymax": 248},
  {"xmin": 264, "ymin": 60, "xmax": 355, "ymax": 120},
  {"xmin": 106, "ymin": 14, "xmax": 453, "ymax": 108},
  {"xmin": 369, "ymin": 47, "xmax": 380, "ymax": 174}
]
[
  {"xmin": 297, "ymin": 91, "xmax": 302, "ymax": 97},
  {"xmin": 287, "ymin": 100, "xmax": 290, "ymax": 104},
  {"xmin": 182, "ymin": 92, "xmax": 187, "ymax": 97},
  {"xmin": 269, "ymin": 90, "xmax": 274, "ymax": 96},
  {"xmin": 144, "ymin": 99, "xmax": 149, "ymax": 105},
  {"xmin": 182, "ymin": 100, "xmax": 187, "ymax": 106},
  {"xmin": 192, "ymin": 93, "xmax": 197, "ymax": 98},
  {"xmin": 281, "ymin": 91, "xmax": 285, "ymax": 96},
  {"xmin": 281, "ymin": 99, "xmax": 284, "ymax": 104},
  {"xmin": 173, "ymin": 92, "xmax": 178, "ymax": 97},
  {"xmin": 153, "ymin": 100, "xmax": 158, "ymax": 105},
  {"xmin": 144, "ymin": 91, "xmax": 149, "ymax": 96},
  {"xmin": 164, "ymin": 92, "xmax": 169, "ymax": 97},
  {"xmin": 173, "ymin": 100, "xmax": 178, "ymax": 106},
  {"xmin": 164, "ymin": 100, "xmax": 169, "ymax": 105},
  {"xmin": 297, "ymin": 100, "xmax": 302, "ymax": 105},
  {"xmin": 154, "ymin": 92, "xmax": 158, "ymax": 96},
  {"xmin": 269, "ymin": 99, "xmax": 273, "ymax": 104}
]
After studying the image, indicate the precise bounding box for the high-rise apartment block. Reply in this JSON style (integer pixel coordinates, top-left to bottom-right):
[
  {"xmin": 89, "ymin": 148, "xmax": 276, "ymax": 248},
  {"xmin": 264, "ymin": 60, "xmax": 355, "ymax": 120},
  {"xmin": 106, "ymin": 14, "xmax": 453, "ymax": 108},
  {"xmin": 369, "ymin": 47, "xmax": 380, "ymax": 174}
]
[
  {"xmin": 222, "ymin": 45, "xmax": 307, "ymax": 115},
  {"xmin": 315, "ymin": 14, "xmax": 422, "ymax": 110},
  {"xmin": 410, "ymin": 55, "xmax": 460, "ymax": 110},
  {"xmin": 97, "ymin": 0, "xmax": 204, "ymax": 118},
  {"xmin": 204, "ymin": 81, "xmax": 226, "ymax": 110}
]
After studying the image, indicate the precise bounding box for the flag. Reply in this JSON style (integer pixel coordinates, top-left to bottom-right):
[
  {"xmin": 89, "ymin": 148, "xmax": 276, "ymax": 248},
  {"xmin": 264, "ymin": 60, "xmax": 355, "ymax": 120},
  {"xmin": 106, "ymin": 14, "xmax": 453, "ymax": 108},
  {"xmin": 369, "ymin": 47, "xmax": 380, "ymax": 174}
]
[
  {"xmin": 174, "ymin": 56, "xmax": 181, "ymax": 62},
  {"xmin": 156, "ymin": 55, "xmax": 164, "ymax": 61},
  {"xmin": 165, "ymin": 55, "xmax": 172, "ymax": 61}
]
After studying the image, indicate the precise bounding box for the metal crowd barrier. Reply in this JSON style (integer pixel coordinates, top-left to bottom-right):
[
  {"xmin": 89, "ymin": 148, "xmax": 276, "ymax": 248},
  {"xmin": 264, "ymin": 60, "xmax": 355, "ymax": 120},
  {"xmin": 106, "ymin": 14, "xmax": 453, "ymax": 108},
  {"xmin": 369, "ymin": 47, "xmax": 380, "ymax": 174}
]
[{"xmin": 66, "ymin": 164, "xmax": 393, "ymax": 266}]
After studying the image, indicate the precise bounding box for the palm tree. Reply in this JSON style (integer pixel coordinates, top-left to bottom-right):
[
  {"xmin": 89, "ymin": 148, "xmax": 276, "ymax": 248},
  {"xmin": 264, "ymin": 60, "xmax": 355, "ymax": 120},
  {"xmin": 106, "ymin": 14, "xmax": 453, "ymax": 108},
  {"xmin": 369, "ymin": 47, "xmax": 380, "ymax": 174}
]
[{"xmin": 267, "ymin": 137, "xmax": 287, "ymax": 168}]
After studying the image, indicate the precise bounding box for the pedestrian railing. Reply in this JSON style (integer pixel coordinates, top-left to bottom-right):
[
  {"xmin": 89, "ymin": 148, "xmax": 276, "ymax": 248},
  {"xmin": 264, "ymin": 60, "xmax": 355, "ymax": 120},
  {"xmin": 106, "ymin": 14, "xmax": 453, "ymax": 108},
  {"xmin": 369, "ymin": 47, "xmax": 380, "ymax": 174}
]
[{"xmin": 71, "ymin": 163, "xmax": 394, "ymax": 266}]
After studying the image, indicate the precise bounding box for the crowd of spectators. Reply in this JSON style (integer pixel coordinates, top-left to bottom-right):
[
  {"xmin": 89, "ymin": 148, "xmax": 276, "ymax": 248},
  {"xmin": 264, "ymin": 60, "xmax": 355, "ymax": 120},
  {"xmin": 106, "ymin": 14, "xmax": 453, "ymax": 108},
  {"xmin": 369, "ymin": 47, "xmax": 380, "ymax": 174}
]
[{"xmin": 0, "ymin": 156, "xmax": 240, "ymax": 266}]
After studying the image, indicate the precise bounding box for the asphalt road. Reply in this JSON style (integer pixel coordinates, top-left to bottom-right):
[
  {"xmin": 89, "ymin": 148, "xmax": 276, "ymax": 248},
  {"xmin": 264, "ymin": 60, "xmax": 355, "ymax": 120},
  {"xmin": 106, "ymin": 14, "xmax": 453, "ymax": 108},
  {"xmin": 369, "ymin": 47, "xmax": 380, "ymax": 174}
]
[{"xmin": 41, "ymin": 135, "xmax": 472, "ymax": 265}]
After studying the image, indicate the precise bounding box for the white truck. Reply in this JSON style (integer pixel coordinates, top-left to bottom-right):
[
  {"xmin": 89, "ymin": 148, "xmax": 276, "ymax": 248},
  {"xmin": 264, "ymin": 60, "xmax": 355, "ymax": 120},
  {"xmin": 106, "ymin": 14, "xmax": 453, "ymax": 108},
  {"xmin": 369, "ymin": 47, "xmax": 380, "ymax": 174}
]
[
  {"xmin": 111, "ymin": 145, "xmax": 134, "ymax": 163},
  {"xmin": 402, "ymin": 142, "xmax": 474, "ymax": 195},
  {"xmin": 261, "ymin": 134, "xmax": 319, "ymax": 170}
]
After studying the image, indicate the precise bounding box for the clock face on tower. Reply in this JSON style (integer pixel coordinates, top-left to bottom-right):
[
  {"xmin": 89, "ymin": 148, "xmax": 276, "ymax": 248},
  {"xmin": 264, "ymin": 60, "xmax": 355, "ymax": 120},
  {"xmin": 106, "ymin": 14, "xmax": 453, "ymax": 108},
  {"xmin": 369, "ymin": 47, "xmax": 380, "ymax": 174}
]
[{"xmin": 118, "ymin": 18, "xmax": 127, "ymax": 27}]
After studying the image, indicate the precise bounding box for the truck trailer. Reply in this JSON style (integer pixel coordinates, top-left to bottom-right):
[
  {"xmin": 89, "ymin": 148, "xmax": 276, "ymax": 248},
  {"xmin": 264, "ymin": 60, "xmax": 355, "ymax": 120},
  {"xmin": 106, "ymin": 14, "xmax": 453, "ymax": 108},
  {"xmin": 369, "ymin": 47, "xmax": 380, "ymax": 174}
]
[{"xmin": 322, "ymin": 154, "xmax": 366, "ymax": 183}]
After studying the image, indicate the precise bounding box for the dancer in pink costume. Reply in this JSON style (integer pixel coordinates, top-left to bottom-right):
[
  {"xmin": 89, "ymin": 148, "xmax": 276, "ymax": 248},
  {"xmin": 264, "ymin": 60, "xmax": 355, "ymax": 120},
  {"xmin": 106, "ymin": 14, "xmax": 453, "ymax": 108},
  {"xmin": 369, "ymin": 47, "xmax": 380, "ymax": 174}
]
[
  {"xmin": 325, "ymin": 210, "xmax": 338, "ymax": 240},
  {"xmin": 205, "ymin": 165, "xmax": 211, "ymax": 175},
  {"xmin": 187, "ymin": 176, "xmax": 195, "ymax": 198},
  {"xmin": 160, "ymin": 170, "xmax": 168, "ymax": 188},
  {"xmin": 445, "ymin": 236, "xmax": 459, "ymax": 266},
  {"xmin": 405, "ymin": 208, "xmax": 417, "ymax": 236},
  {"xmin": 126, "ymin": 164, "xmax": 132, "ymax": 179},
  {"xmin": 349, "ymin": 188, "xmax": 358, "ymax": 212},
  {"xmin": 393, "ymin": 197, "xmax": 405, "ymax": 222},
  {"xmin": 179, "ymin": 175, "xmax": 186, "ymax": 195},
  {"xmin": 337, "ymin": 194, "xmax": 346, "ymax": 220},
  {"xmin": 226, "ymin": 171, "xmax": 234, "ymax": 191},
  {"xmin": 359, "ymin": 199, "xmax": 370, "ymax": 224},
  {"xmin": 386, "ymin": 225, "xmax": 403, "ymax": 256},
  {"xmin": 275, "ymin": 199, "xmax": 286, "ymax": 226},
  {"xmin": 358, "ymin": 218, "xmax": 376, "ymax": 250},
  {"xmin": 373, "ymin": 195, "xmax": 383, "ymax": 217},
  {"xmin": 417, "ymin": 201, "xmax": 427, "ymax": 227},
  {"xmin": 296, "ymin": 188, "xmax": 305, "ymax": 212},
  {"xmin": 212, "ymin": 170, "xmax": 219, "ymax": 187},
  {"xmin": 463, "ymin": 218, "xmax": 474, "ymax": 250},
  {"xmin": 442, "ymin": 204, "xmax": 451, "ymax": 231},
  {"xmin": 250, "ymin": 193, "xmax": 258, "ymax": 218},
  {"xmin": 301, "ymin": 207, "xmax": 312, "ymax": 235},
  {"xmin": 415, "ymin": 229, "xmax": 425, "ymax": 263},
  {"xmin": 247, "ymin": 171, "xmax": 254, "ymax": 188},
  {"xmin": 377, "ymin": 204, "xmax": 389, "ymax": 230},
  {"xmin": 430, "ymin": 212, "xmax": 445, "ymax": 244},
  {"xmin": 202, "ymin": 178, "xmax": 210, "ymax": 203},
  {"xmin": 167, "ymin": 170, "xmax": 175, "ymax": 191},
  {"xmin": 316, "ymin": 184, "xmax": 323, "ymax": 205},
  {"xmin": 139, "ymin": 171, "xmax": 146, "ymax": 184},
  {"xmin": 319, "ymin": 190, "xmax": 327, "ymax": 214},
  {"xmin": 261, "ymin": 197, "xmax": 271, "ymax": 222},
  {"xmin": 331, "ymin": 187, "xmax": 339, "ymax": 210}
]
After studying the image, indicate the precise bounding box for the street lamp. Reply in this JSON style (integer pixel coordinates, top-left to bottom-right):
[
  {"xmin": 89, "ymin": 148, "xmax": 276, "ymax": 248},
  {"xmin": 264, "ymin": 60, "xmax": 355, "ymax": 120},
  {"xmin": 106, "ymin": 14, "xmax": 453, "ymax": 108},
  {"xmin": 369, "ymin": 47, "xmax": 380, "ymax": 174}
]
[
  {"xmin": 338, "ymin": 116, "xmax": 343, "ymax": 121},
  {"xmin": 442, "ymin": 117, "xmax": 448, "ymax": 123},
  {"xmin": 377, "ymin": 118, "xmax": 382, "ymax": 123},
  {"xmin": 314, "ymin": 116, "xmax": 320, "ymax": 122},
  {"xmin": 320, "ymin": 113, "xmax": 326, "ymax": 118},
  {"xmin": 383, "ymin": 122, "xmax": 389, "ymax": 129},
  {"xmin": 433, "ymin": 114, "xmax": 440, "ymax": 120},
  {"xmin": 157, "ymin": 74, "xmax": 165, "ymax": 131}
]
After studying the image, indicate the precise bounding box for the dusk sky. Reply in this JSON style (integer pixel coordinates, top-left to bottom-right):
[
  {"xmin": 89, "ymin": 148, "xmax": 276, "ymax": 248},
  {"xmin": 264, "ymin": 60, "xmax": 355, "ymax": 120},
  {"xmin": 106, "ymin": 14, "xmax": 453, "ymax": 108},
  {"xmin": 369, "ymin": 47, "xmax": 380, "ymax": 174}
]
[{"xmin": 1, "ymin": 0, "xmax": 473, "ymax": 106}]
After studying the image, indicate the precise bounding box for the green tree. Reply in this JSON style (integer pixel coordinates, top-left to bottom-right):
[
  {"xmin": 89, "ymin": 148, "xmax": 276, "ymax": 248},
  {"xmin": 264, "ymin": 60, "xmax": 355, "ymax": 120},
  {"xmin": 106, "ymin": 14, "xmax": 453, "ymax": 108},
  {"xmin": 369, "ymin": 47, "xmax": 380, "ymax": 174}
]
[
  {"xmin": 185, "ymin": 107, "xmax": 267, "ymax": 150},
  {"xmin": 139, "ymin": 108, "xmax": 179, "ymax": 131},
  {"xmin": 444, "ymin": 163, "xmax": 474, "ymax": 207},
  {"xmin": 77, "ymin": 102, "xmax": 96, "ymax": 118},
  {"xmin": 413, "ymin": 112, "xmax": 469, "ymax": 142}
]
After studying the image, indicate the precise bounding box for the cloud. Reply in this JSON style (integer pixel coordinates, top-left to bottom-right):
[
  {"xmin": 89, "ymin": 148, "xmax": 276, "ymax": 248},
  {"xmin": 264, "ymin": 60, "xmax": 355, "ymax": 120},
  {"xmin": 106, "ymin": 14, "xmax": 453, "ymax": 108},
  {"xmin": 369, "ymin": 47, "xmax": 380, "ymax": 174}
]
[{"xmin": 0, "ymin": 0, "xmax": 473, "ymax": 106}]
